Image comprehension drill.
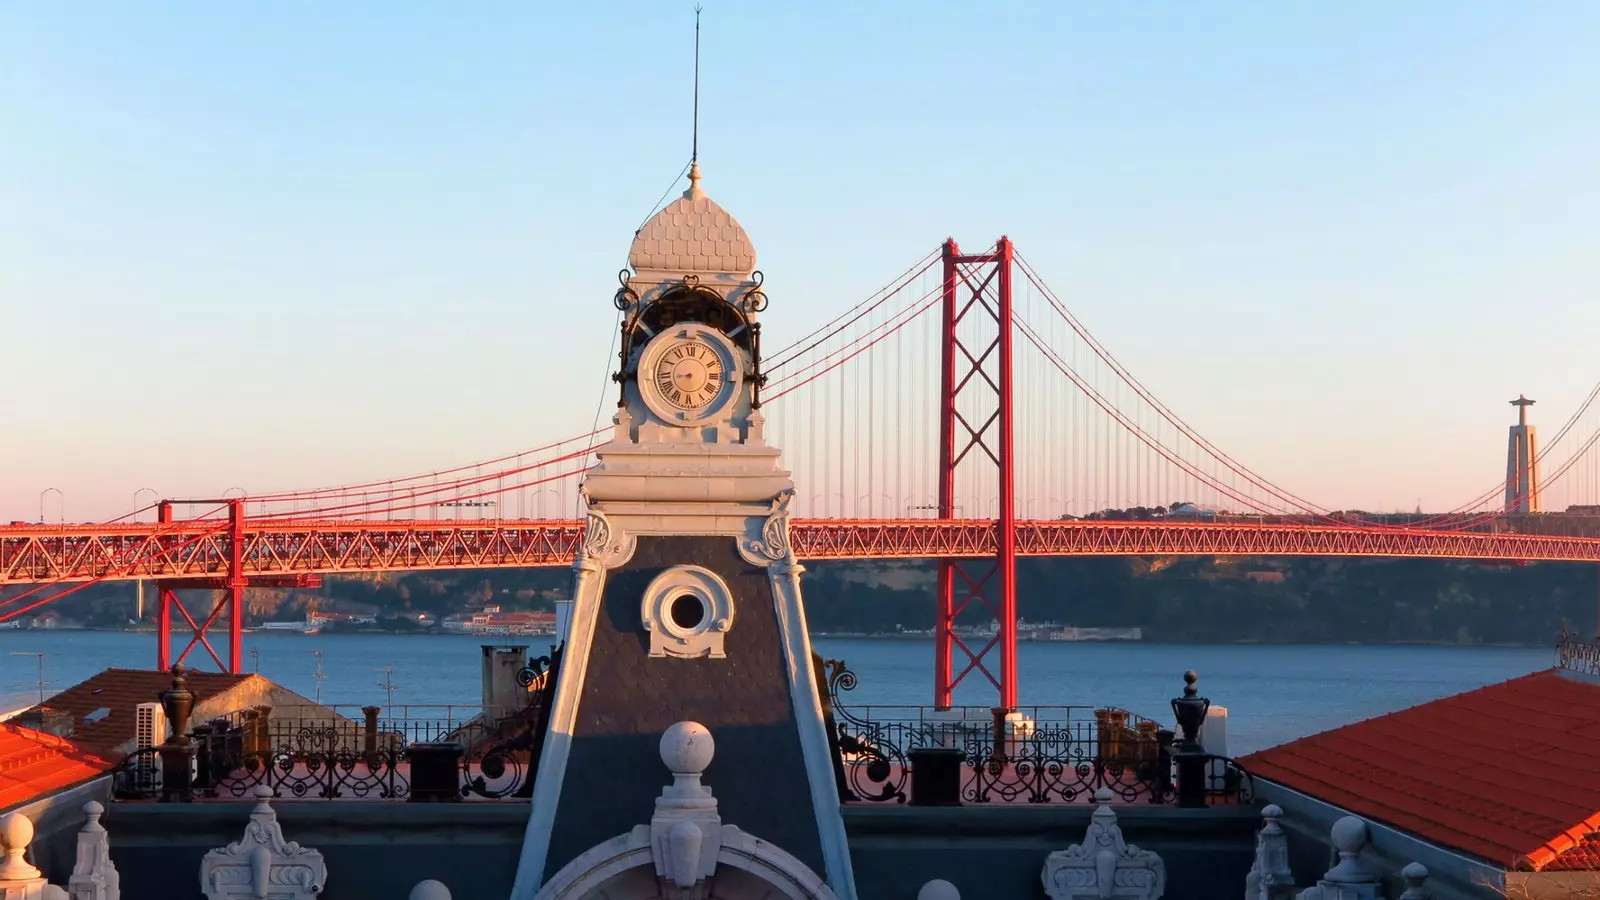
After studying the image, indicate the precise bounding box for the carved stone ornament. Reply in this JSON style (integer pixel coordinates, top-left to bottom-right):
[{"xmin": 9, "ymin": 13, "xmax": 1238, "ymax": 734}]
[
  {"xmin": 578, "ymin": 510, "xmax": 635, "ymax": 570},
  {"xmin": 1244, "ymin": 805, "xmax": 1294, "ymax": 900},
  {"xmin": 1042, "ymin": 788, "xmax": 1166, "ymax": 900},
  {"xmin": 68, "ymin": 802, "xmax": 119, "ymax": 900},
  {"xmin": 737, "ymin": 489, "xmax": 796, "ymax": 566},
  {"xmin": 641, "ymin": 566, "xmax": 734, "ymax": 660},
  {"xmin": 200, "ymin": 786, "xmax": 327, "ymax": 900}
]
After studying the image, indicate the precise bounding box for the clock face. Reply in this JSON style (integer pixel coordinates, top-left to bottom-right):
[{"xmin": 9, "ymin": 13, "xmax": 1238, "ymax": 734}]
[
  {"xmin": 651, "ymin": 339, "xmax": 726, "ymax": 412},
  {"xmin": 637, "ymin": 326, "xmax": 743, "ymax": 423}
]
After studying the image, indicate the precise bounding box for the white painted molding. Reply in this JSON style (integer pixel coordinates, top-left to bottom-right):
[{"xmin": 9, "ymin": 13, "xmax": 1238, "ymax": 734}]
[
  {"xmin": 640, "ymin": 566, "xmax": 735, "ymax": 660},
  {"xmin": 767, "ymin": 543, "xmax": 860, "ymax": 900},
  {"xmin": 511, "ymin": 551, "xmax": 610, "ymax": 900}
]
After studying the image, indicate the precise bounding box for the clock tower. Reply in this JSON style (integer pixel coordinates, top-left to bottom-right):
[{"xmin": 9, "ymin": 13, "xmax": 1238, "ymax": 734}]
[{"xmin": 512, "ymin": 164, "xmax": 858, "ymax": 900}]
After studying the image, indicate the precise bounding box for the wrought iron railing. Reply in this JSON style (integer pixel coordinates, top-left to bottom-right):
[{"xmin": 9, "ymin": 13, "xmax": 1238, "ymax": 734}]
[
  {"xmin": 820, "ymin": 658, "xmax": 1253, "ymax": 806},
  {"xmin": 112, "ymin": 645, "xmax": 563, "ymax": 802},
  {"xmin": 1558, "ymin": 623, "xmax": 1600, "ymax": 676}
]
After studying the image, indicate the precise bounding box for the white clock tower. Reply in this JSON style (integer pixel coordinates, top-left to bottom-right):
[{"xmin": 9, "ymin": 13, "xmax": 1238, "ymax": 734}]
[{"xmin": 512, "ymin": 164, "xmax": 858, "ymax": 900}]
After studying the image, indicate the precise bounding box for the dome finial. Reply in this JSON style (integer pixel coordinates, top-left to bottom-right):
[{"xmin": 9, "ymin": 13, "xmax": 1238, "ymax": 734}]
[{"xmin": 684, "ymin": 161, "xmax": 705, "ymax": 199}]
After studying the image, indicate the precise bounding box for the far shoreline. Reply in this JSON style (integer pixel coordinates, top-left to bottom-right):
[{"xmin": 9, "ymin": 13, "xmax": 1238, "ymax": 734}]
[{"xmin": 0, "ymin": 625, "xmax": 1562, "ymax": 650}]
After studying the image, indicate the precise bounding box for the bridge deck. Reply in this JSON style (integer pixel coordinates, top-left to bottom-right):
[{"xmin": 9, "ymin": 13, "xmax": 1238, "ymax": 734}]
[{"xmin": 6, "ymin": 518, "xmax": 1600, "ymax": 585}]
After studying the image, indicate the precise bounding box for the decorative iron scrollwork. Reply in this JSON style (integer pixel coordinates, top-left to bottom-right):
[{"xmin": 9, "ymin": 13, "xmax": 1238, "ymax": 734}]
[
  {"xmin": 613, "ymin": 268, "xmax": 638, "ymax": 310},
  {"xmin": 515, "ymin": 651, "xmax": 554, "ymax": 689},
  {"xmin": 824, "ymin": 658, "xmax": 908, "ymax": 803},
  {"xmin": 744, "ymin": 270, "xmax": 769, "ymax": 313},
  {"xmin": 820, "ymin": 659, "xmax": 1256, "ymax": 807},
  {"xmin": 111, "ymin": 647, "xmax": 567, "ymax": 804}
]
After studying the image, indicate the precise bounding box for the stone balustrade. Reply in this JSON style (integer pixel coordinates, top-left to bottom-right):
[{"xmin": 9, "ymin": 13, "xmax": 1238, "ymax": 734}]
[
  {"xmin": 0, "ymin": 803, "xmax": 119, "ymax": 900},
  {"xmin": 1245, "ymin": 805, "xmax": 1434, "ymax": 900}
]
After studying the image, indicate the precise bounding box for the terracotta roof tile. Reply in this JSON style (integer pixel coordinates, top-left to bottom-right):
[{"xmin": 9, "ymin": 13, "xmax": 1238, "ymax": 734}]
[
  {"xmin": 0, "ymin": 723, "xmax": 112, "ymax": 812},
  {"xmin": 1240, "ymin": 668, "xmax": 1600, "ymax": 870},
  {"xmin": 20, "ymin": 667, "xmax": 252, "ymax": 757}
]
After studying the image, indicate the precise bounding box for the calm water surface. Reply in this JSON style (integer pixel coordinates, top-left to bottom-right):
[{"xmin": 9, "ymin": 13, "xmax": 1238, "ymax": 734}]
[{"xmin": 0, "ymin": 630, "xmax": 1552, "ymax": 755}]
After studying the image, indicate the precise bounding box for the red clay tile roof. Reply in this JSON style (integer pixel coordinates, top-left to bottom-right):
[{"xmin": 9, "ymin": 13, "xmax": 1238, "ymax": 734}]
[
  {"xmin": 1240, "ymin": 668, "xmax": 1600, "ymax": 871},
  {"xmin": 22, "ymin": 667, "xmax": 252, "ymax": 757},
  {"xmin": 0, "ymin": 723, "xmax": 113, "ymax": 812}
]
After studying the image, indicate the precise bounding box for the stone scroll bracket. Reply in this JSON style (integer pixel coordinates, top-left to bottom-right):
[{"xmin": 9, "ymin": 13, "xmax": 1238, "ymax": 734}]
[
  {"xmin": 736, "ymin": 489, "xmax": 796, "ymax": 568},
  {"xmin": 578, "ymin": 510, "xmax": 637, "ymax": 571}
]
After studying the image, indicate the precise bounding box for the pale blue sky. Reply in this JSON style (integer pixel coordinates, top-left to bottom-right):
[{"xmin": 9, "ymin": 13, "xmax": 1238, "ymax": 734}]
[{"xmin": 4, "ymin": 2, "xmax": 1599, "ymax": 522}]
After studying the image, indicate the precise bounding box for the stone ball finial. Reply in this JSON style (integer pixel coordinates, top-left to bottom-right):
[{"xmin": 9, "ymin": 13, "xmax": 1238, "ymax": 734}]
[
  {"xmin": 917, "ymin": 879, "xmax": 960, "ymax": 900},
  {"xmin": 1330, "ymin": 815, "xmax": 1368, "ymax": 853},
  {"xmin": 0, "ymin": 812, "xmax": 40, "ymax": 880},
  {"xmin": 0, "ymin": 812, "xmax": 33, "ymax": 854},
  {"xmin": 409, "ymin": 880, "xmax": 452, "ymax": 900},
  {"xmin": 660, "ymin": 721, "xmax": 714, "ymax": 775},
  {"xmin": 1262, "ymin": 803, "xmax": 1283, "ymax": 818},
  {"xmin": 1183, "ymin": 670, "xmax": 1198, "ymax": 696},
  {"xmin": 1092, "ymin": 787, "xmax": 1113, "ymax": 804},
  {"xmin": 250, "ymin": 784, "xmax": 274, "ymax": 801},
  {"xmin": 82, "ymin": 800, "xmax": 104, "ymax": 817}
]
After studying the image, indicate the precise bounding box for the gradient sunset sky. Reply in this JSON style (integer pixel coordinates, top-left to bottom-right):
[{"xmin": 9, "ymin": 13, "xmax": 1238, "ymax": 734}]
[{"xmin": 4, "ymin": 2, "xmax": 1599, "ymax": 522}]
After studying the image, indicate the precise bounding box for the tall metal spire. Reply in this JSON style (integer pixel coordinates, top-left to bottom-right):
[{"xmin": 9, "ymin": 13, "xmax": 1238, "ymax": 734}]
[{"xmin": 692, "ymin": 5, "xmax": 702, "ymax": 165}]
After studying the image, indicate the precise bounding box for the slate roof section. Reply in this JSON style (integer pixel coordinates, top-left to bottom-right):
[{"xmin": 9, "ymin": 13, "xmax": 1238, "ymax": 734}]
[
  {"xmin": 628, "ymin": 169, "xmax": 757, "ymax": 276},
  {"xmin": 21, "ymin": 667, "xmax": 252, "ymax": 757},
  {"xmin": 1239, "ymin": 668, "xmax": 1600, "ymax": 871},
  {"xmin": 0, "ymin": 723, "xmax": 113, "ymax": 812}
]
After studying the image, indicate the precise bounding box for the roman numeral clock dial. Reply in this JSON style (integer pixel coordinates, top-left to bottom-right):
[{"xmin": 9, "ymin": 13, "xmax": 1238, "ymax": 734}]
[{"xmin": 637, "ymin": 326, "xmax": 741, "ymax": 423}]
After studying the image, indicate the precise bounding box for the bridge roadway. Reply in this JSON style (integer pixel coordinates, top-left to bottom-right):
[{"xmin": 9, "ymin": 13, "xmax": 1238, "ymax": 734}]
[{"xmin": 7, "ymin": 517, "xmax": 1600, "ymax": 585}]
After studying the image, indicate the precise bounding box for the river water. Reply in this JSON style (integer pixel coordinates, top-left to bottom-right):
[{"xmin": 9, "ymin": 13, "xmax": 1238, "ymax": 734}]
[{"xmin": 0, "ymin": 630, "xmax": 1553, "ymax": 755}]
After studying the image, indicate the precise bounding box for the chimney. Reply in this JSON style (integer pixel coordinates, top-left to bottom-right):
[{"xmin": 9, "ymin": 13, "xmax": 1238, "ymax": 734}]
[
  {"xmin": 481, "ymin": 645, "xmax": 529, "ymax": 725},
  {"xmin": 15, "ymin": 706, "xmax": 75, "ymax": 738}
]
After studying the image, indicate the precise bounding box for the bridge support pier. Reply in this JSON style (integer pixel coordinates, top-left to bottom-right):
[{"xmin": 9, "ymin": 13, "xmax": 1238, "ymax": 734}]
[{"xmin": 935, "ymin": 237, "xmax": 1018, "ymax": 711}]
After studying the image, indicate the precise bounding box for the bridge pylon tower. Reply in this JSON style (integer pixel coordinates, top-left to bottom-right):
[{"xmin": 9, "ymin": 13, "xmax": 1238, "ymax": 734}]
[
  {"xmin": 1506, "ymin": 394, "xmax": 1541, "ymax": 515},
  {"xmin": 935, "ymin": 236, "xmax": 1018, "ymax": 710},
  {"xmin": 153, "ymin": 498, "xmax": 319, "ymax": 673}
]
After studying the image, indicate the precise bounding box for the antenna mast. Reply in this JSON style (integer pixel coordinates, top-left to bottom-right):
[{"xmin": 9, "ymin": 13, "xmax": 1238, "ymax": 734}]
[{"xmin": 692, "ymin": 4, "xmax": 702, "ymax": 164}]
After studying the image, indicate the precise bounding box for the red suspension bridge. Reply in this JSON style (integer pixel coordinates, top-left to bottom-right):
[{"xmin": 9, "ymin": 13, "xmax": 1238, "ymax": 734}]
[{"xmin": 9, "ymin": 238, "xmax": 1600, "ymax": 707}]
